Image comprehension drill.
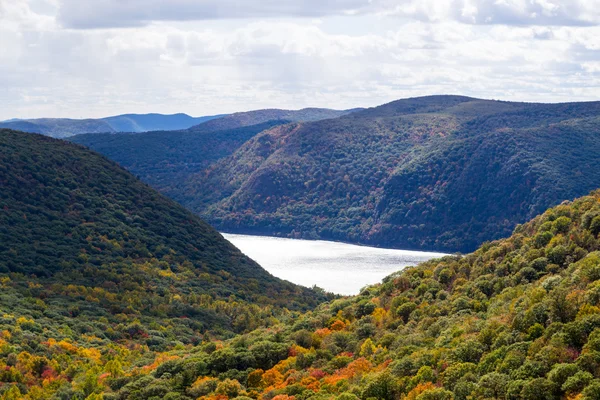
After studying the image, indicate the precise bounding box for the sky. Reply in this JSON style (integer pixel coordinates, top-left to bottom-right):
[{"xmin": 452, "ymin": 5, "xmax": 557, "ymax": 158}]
[{"xmin": 1, "ymin": 0, "xmax": 600, "ymax": 119}]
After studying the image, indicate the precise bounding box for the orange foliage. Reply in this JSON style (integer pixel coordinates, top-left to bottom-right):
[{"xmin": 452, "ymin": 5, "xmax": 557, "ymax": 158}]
[
  {"xmin": 314, "ymin": 328, "xmax": 332, "ymax": 338},
  {"xmin": 405, "ymin": 382, "xmax": 436, "ymax": 400},
  {"xmin": 262, "ymin": 369, "xmax": 284, "ymax": 388},
  {"xmin": 323, "ymin": 358, "xmax": 372, "ymax": 386},
  {"xmin": 142, "ymin": 354, "xmax": 179, "ymax": 372},
  {"xmin": 330, "ymin": 320, "xmax": 346, "ymax": 331},
  {"xmin": 272, "ymin": 395, "xmax": 295, "ymax": 400}
]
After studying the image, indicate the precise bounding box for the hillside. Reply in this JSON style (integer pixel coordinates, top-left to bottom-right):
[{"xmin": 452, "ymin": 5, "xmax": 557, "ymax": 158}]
[
  {"xmin": 176, "ymin": 96, "xmax": 600, "ymax": 253},
  {"xmin": 70, "ymin": 120, "xmax": 289, "ymax": 201},
  {"xmin": 188, "ymin": 108, "xmax": 362, "ymax": 134},
  {"xmin": 5, "ymin": 189, "xmax": 600, "ymax": 399},
  {"xmin": 0, "ymin": 113, "xmax": 224, "ymax": 138},
  {"xmin": 0, "ymin": 129, "xmax": 329, "ymax": 354},
  {"xmin": 133, "ymin": 190, "xmax": 600, "ymax": 400},
  {"xmin": 70, "ymin": 108, "xmax": 360, "ymax": 201}
]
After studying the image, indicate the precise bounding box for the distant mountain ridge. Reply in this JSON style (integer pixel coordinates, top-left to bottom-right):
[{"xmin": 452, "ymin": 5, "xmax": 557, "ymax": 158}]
[
  {"xmin": 70, "ymin": 107, "xmax": 362, "ymax": 200},
  {"xmin": 0, "ymin": 112, "xmax": 225, "ymax": 138},
  {"xmin": 189, "ymin": 107, "xmax": 363, "ymax": 133}
]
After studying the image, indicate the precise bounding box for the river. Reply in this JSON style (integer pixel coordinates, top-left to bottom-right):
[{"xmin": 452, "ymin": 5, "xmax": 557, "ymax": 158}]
[{"xmin": 222, "ymin": 233, "xmax": 447, "ymax": 295}]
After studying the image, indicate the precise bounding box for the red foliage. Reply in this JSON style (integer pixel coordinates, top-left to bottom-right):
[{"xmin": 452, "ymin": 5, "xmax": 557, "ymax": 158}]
[{"xmin": 310, "ymin": 369, "xmax": 326, "ymax": 379}]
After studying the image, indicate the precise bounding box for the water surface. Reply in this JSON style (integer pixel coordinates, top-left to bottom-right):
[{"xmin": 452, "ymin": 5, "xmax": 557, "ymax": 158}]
[{"xmin": 223, "ymin": 233, "xmax": 447, "ymax": 295}]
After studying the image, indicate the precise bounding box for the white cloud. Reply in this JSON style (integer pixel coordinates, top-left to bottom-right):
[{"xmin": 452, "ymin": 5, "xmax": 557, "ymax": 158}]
[
  {"xmin": 1, "ymin": 0, "xmax": 600, "ymax": 120},
  {"xmin": 54, "ymin": 0, "xmax": 600, "ymax": 29}
]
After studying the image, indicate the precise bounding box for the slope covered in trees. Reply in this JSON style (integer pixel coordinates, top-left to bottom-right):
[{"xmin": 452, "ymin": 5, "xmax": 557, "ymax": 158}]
[
  {"xmin": 0, "ymin": 129, "xmax": 329, "ymax": 369},
  {"xmin": 178, "ymin": 96, "xmax": 600, "ymax": 252},
  {"xmin": 70, "ymin": 121, "xmax": 290, "ymax": 201},
  {"xmin": 4, "ymin": 187, "xmax": 600, "ymax": 399},
  {"xmin": 187, "ymin": 108, "xmax": 362, "ymax": 134}
]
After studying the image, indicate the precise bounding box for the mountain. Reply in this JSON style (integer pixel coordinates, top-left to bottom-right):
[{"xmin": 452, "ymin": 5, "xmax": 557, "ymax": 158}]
[
  {"xmin": 0, "ymin": 118, "xmax": 115, "ymax": 138},
  {"xmin": 6, "ymin": 189, "xmax": 600, "ymax": 399},
  {"xmin": 69, "ymin": 96, "xmax": 600, "ymax": 254},
  {"xmin": 0, "ymin": 129, "xmax": 329, "ymax": 353},
  {"xmin": 70, "ymin": 108, "xmax": 360, "ymax": 201},
  {"xmin": 172, "ymin": 95, "xmax": 600, "ymax": 253},
  {"xmin": 0, "ymin": 113, "xmax": 225, "ymax": 138},
  {"xmin": 101, "ymin": 113, "xmax": 225, "ymax": 133},
  {"xmin": 188, "ymin": 107, "xmax": 362, "ymax": 133},
  {"xmin": 70, "ymin": 120, "xmax": 291, "ymax": 201}
]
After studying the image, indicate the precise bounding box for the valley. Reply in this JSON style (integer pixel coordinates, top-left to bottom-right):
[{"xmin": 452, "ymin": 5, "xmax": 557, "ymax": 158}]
[{"xmin": 3, "ymin": 2, "xmax": 600, "ymax": 398}]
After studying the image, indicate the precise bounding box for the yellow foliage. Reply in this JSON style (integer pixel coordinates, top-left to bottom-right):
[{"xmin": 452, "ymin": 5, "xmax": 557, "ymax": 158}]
[
  {"xmin": 158, "ymin": 269, "xmax": 175, "ymax": 278},
  {"xmin": 372, "ymin": 307, "xmax": 387, "ymax": 326},
  {"xmin": 79, "ymin": 348, "xmax": 102, "ymax": 363},
  {"xmin": 577, "ymin": 304, "xmax": 600, "ymax": 319},
  {"xmin": 16, "ymin": 316, "xmax": 35, "ymax": 326},
  {"xmin": 359, "ymin": 339, "xmax": 376, "ymax": 357},
  {"xmin": 57, "ymin": 340, "xmax": 78, "ymax": 353}
]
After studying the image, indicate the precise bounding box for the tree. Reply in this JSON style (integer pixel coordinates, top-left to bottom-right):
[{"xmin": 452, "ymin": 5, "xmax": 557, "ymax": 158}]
[
  {"xmin": 476, "ymin": 372, "xmax": 509, "ymax": 399},
  {"xmin": 521, "ymin": 378, "xmax": 556, "ymax": 400}
]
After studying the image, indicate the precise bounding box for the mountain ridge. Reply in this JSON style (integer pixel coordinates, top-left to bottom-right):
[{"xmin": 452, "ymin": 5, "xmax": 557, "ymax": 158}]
[
  {"xmin": 183, "ymin": 96, "xmax": 600, "ymax": 252},
  {"xmin": 0, "ymin": 113, "xmax": 225, "ymax": 138}
]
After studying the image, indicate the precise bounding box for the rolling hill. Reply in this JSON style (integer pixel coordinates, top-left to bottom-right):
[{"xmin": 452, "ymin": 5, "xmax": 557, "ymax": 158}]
[
  {"xmin": 188, "ymin": 107, "xmax": 362, "ymax": 134},
  {"xmin": 70, "ymin": 120, "xmax": 291, "ymax": 201},
  {"xmin": 0, "ymin": 113, "xmax": 224, "ymax": 138},
  {"xmin": 5, "ymin": 185, "xmax": 600, "ymax": 398},
  {"xmin": 0, "ymin": 129, "xmax": 329, "ymax": 350}
]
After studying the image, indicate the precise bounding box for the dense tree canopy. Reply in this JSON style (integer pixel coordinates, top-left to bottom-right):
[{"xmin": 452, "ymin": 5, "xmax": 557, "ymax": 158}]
[
  {"xmin": 0, "ymin": 129, "xmax": 329, "ymax": 358},
  {"xmin": 3, "ymin": 131, "xmax": 600, "ymax": 398}
]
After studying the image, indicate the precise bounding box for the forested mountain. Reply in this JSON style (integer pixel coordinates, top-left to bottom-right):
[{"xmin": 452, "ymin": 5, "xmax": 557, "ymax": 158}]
[
  {"xmin": 187, "ymin": 108, "xmax": 362, "ymax": 134},
  {"xmin": 175, "ymin": 96, "xmax": 600, "ymax": 253},
  {"xmin": 70, "ymin": 121, "xmax": 291, "ymax": 201},
  {"xmin": 4, "ymin": 185, "xmax": 600, "ymax": 398},
  {"xmin": 0, "ymin": 129, "xmax": 330, "ymax": 393},
  {"xmin": 70, "ymin": 108, "xmax": 360, "ymax": 201},
  {"xmin": 0, "ymin": 113, "xmax": 223, "ymax": 138},
  {"xmin": 71, "ymin": 96, "xmax": 600, "ymax": 253}
]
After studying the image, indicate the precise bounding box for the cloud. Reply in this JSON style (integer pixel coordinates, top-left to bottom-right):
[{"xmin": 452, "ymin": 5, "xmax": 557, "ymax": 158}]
[
  {"xmin": 1, "ymin": 0, "xmax": 600, "ymax": 120},
  {"xmin": 55, "ymin": 0, "xmax": 600, "ymax": 29},
  {"xmin": 56, "ymin": 0, "xmax": 376, "ymax": 29}
]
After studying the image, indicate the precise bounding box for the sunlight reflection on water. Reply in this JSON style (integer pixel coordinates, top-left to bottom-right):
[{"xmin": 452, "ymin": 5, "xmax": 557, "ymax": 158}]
[{"xmin": 222, "ymin": 233, "xmax": 447, "ymax": 295}]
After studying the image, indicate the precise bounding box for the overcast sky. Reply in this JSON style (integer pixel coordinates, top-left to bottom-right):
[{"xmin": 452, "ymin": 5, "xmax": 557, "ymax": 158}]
[{"xmin": 1, "ymin": 0, "xmax": 600, "ymax": 119}]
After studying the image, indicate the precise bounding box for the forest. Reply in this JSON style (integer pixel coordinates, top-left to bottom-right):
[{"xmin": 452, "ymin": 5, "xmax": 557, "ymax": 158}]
[
  {"xmin": 0, "ymin": 129, "xmax": 331, "ymax": 391},
  {"xmin": 3, "ymin": 128, "xmax": 600, "ymax": 399}
]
